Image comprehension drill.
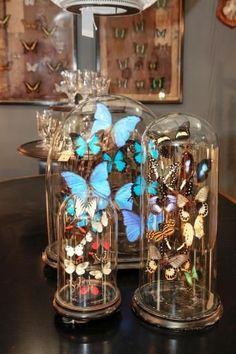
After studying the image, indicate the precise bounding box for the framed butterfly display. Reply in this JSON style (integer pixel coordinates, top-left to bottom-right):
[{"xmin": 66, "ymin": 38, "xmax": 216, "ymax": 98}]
[
  {"xmin": 0, "ymin": 0, "xmax": 76, "ymax": 104},
  {"xmin": 98, "ymin": 0, "xmax": 183, "ymax": 103}
]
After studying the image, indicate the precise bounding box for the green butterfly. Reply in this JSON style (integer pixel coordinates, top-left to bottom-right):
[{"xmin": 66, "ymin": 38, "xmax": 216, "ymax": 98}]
[
  {"xmin": 184, "ymin": 266, "xmax": 199, "ymax": 286},
  {"xmin": 156, "ymin": 0, "xmax": 168, "ymax": 9}
]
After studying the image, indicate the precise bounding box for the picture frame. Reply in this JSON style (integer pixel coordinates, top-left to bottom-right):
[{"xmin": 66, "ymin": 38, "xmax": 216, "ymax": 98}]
[
  {"xmin": 0, "ymin": 0, "xmax": 77, "ymax": 105},
  {"xmin": 98, "ymin": 0, "xmax": 184, "ymax": 103}
]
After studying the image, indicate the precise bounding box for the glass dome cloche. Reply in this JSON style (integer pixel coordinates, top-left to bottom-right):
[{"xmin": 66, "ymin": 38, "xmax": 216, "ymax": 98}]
[
  {"xmin": 132, "ymin": 112, "xmax": 223, "ymax": 330},
  {"xmin": 53, "ymin": 189, "xmax": 120, "ymax": 323},
  {"xmin": 45, "ymin": 93, "xmax": 157, "ymax": 270}
]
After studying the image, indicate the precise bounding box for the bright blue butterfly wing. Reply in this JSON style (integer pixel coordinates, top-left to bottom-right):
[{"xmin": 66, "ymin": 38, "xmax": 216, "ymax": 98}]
[
  {"xmin": 103, "ymin": 153, "xmax": 113, "ymax": 173},
  {"xmin": 66, "ymin": 198, "xmax": 75, "ymax": 217},
  {"xmin": 88, "ymin": 134, "xmax": 101, "ymax": 155},
  {"xmin": 147, "ymin": 181, "xmax": 158, "ymax": 195},
  {"xmin": 76, "ymin": 211, "xmax": 88, "ymax": 228},
  {"xmin": 134, "ymin": 141, "xmax": 146, "ymax": 165},
  {"xmin": 132, "ymin": 175, "xmax": 146, "ymax": 197},
  {"xmin": 114, "ymin": 150, "xmax": 127, "ymax": 172},
  {"xmin": 115, "ymin": 183, "xmax": 133, "ymax": 210},
  {"xmin": 91, "ymin": 103, "xmax": 112, "ymax": 136},
  {"xmin": 74, "ymin": 135, "xmax": 87, "ymax": 157},
  {"xmin": 61, "ymin": 171, "xmax": 87, "ymax": 202},
  {"xmin": 90, "ymin": 162, "xmax": 111, "ymax": 199},
  {"xmin": 147, "ymin": 213, "xmax": 164, "ymax": 231},
  {"xmin": 113, "ymin": 116, "xmax": 141, "ymax": 148},
  {"xmin": 148, "ymin": 140, "xmax": 159, "ymax": 160},
  {"xmin": 122, "ymin": 210, "xmax": 141, "ymax": 242}
]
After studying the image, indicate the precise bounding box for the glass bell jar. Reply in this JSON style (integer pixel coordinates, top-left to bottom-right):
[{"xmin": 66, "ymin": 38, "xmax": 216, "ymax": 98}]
[
  {"xmin": 45, "ymin": 92, "xmax": 156, "ymax": 269},
  {"xmin": 53, "ymin": 188, "xmax": 120, "ymax": 323},
  {"xmin": 132, "ymin": 112, "xmax": 223, "ymax": 330}
]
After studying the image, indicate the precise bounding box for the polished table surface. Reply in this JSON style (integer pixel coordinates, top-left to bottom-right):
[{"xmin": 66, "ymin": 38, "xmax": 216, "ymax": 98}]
[{"xmin": 0, "ymin": 175, "xmax": 235, "ymax": 354}]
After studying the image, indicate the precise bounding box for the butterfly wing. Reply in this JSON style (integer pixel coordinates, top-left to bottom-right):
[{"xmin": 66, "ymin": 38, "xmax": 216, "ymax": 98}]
[
  {"xmin": 71, "ymin": 134, "xmax": 87, "ymax": 157},
  {"xmin": 147, "ymin": 181, "xmax": 158, "ymax": 195},
  {"xmin": 103, "ymin": 152, "xmax": 113, "ymax": 173},
  {"xmin": 61, "ymin": 171, "xmax": 87, "ymax": 202},
  {"xmin": 115, "ymin": 183, "xmax": 133, "ymax": 210},
  {"xmin": 114, "ymin": 150, "xmax": 127, "ymax": 172},
  {"xmin": 88, "ymin": 134, "xmax": 101, "ymax": 155},
  {"xmin": 113, "ymin": 116, "xmax": 141, "ymax": 148},
  {"xmin": 132, "ymin": 175, "xmax": 146, "ymax": 197},
  {"xmin": 133, "ymin": 141, "xmax": 146, "ymax": 165},
  {"xmin": 147, "ymin": 213, "xmax": 164, "ymax": 231},
  {"xmin": 121, "ymin": 210, "xmax": 141, "ymax": 242},
  {"xmin": 196, "ymin": 159, "xmax": 211, "ymax": 183},
  {"xmin": 90, "ymin": 162, "xmax": 111, "ymax": 209},
  {"xmin": 148, "ymin": 140, "xmax": 159, "ymax": 160},
  {"xmin": 91, "ymin": 103, "xmax": 112, "ymax": 136}
]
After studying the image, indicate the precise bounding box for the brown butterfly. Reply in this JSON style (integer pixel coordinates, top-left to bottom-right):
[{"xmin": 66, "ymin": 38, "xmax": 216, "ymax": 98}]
[
  {"xmin": 41, "ymin": 25, "xmax": 57, "ymax": 38},
  {"xmin": 24, "ymin": 81, "xmax": 41, "ymax": 93},
  {"xmin": 146, "ymin": 219, "xmax": 175, "ymax": 242},
  {"xmin": 46, "ymin": 62, "xmax": 62, "ymax": 72},
  {"xmin": 0, "ymin": 15, "xmax": 11, "ymax": 27},
  {"xmin": 21, "ymin": 19, "xmax": 38, "ymax": 30},
  {"xmin": 21, "ymin": 40, "xmax": 38, "ymax": 53}
]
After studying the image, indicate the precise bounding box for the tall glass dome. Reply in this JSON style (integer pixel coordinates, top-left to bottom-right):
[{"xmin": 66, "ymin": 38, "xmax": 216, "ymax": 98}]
[
  {"xmin": 132, "ymin": 112, "xmax": 223, "ymax": 330},
  {"xmin": 45, "ymin": 94, "xmax": 156, "ymax": 269}
]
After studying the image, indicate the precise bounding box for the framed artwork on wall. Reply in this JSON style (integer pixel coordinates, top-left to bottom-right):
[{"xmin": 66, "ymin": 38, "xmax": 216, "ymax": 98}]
[
  {"xmin": 98, "ymin": 0, "xmax": 184, "ymax": 103},
  {"xmin": 0, "ymin": 0, "xmax": 76, "ymax": 105}
]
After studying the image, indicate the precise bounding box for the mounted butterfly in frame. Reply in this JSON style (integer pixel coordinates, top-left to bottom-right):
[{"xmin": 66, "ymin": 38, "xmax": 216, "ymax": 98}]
[
  {"xmin": 70, "ymin": 132, "xmax": 101, "ymax": 158},
  {"xmin": 103, "ymin": 149, "xmax": 127, "ymax": 174},
  {"xmin": 21, "ymin": 40, "xmax": 38, "ymax": 53}
]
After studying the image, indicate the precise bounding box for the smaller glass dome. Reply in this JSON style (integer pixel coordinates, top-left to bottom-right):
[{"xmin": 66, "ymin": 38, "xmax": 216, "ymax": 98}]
[
  {"xmin": 53, "ymin": 189, "xmax": 120, "ymax": 323},
  {"xmin": 132, "ymin": 112, "xmax": 223, "ymax": 330}
]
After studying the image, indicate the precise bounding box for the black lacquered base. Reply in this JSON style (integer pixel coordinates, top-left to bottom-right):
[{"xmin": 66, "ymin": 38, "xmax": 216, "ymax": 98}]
[
  {"xmin": 42, "ymin": 243, "xmax": 57, "ymax": 269},
  {"xmin": 132, "ymin": 289, "xmax": 223, "ymax": 331}
]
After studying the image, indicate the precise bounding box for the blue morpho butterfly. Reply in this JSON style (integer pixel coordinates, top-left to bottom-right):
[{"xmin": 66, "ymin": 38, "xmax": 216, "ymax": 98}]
[
  {"xmin": 121, "ymin": 210, "xmax": 141, "ymax": 242},
  {"xmin": 196, "ymin": 159, "xmax": 211, "ymax": 183},
  {"xmin": 147, "ymin": 213, "xmax": 164, "ymax": 231},
  {"xmin": 132, "ymin": 175, "xmax": 158, "ymax": 197},
  {"xmin": 133, "ymin": 141, "xmax": 146, "ymax": 165},
  {"xmin": 70, "ymin": 133, "xmax": 101, "ymax": 158},
  {"xmin": 90, "ymin": 103, "xmax": 141, "ymax": 148},
  {"xmin": 61, "ymin": 162, "xmax": 110, "ymax": 210},
  {"xmin": 103, "ymin": 150, "xmax": 127, "ymax": 173},
  {"xmin": 114, "ymin": 182, "xmax": 133, "ymax": 210},
  {"xmin": 148, "ymin": 139, "xmax": 159, "ymax": 160}
]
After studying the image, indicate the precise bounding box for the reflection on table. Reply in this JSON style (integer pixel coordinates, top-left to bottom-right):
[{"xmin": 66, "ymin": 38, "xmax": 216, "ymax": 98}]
[{"xmin": 0, "ymin": 175, "xmax": 235, "ymax": 354}]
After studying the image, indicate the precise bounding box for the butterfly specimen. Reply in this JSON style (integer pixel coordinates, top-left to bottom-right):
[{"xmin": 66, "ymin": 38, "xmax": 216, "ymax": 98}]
[
  {"xmin": 61, "ymin": 162, "xmax": 111, "ymax": 208},
  {"xmin": 117, "ymin": 79, "xmax": 128, "ymax": 88},
  {"xmin": 79, "ymin": 285, "xmax": 100, "ymax": 296},
  {"xmin": 196, "ymin": 159, "xmax": 211, "ymax": 183},
  {"xmin": 103, "ymin": 150, "xmax": 127, "ymax": 173},
  {"xmin": 26, "ymin": 62, "xmax": 38, "ymax": 72},
  {"xmin": 135, "ymin": 80, "xmax": 145, "ymax": 89},
  {"xmin": 21, "ymin": 19, "xmax": 38, "ymax": 30},
  {"xmin": 89, "ymin": 262, "xmax": 112, "ymax": 279},
  {"xmin": 0, "ymin": 15, "xmax": 10, "ymax": 27},
  {"xmin": 64, "ymin": 260, "xmax": 89, "ymax": 275},
  {"xmin": 113, "ymin": 28, "xmax": 127, "ymax": 39},
  {"xmin": 47, "ymin": 62, "xmax": 62, "ymax": 72},
  {"xmin": 0, "ymin": 62, "xmax": 12, "ymax": 72},
  {"xmin": 146, "ymin": 219, "xmax": 175, "ymax": 242},
  {"xmin": 133, "ymin": 20, "xmax": 145, "ymax": 32},
  {"xmin": 184, "ymin": 265, "xmax": 198, "ymax": 286},
  {"xmin": 21, "ymin": 40, "xmax": 38, "ymax": 53},
  {"xmin": 156, "ymin": 0, "xmax": 167, "ymax": 8},
  {"xmin": 132, "ymin": 175, "xmax": 158, "ymax": 197},
  {"xmin": 175, "ymin": 121, "xmax": 190, "ymax": 140},
  {"xmin": 151, "ymin": 77, "xmax": 165, "ymax": 90},
  {"xmin": 149, "ymin": 195, "xmax": 176, "ymax": 214},
  {"xmin": 116, "ymin": 58, "xmax": 129, "ymax": 70},
  {"xmin": 70, "ymin": 133, "xmax": 101, "ymax": 157},
  {"xmin": 114, "ymin": 183, "xmax": 133, "ymax": 211},
  {"xmin": 24, "ymin": 81, "xmax": 41, "ymax": 93},
  {"xmin": 148, "ymin": 140, "xmax": 159, "ymax": 160},
  {"xmin": 147, "ymin": 213, "xmax": 164, "ymax": 231},
  {"xmin": 91, "ymin": 210, "xmax": 109, "ymax": 233},
  {"xmin": 155, "ymin": 28, "xmax": 167, "ymax": 38},
  {"xmin": 121, "ymin": 210, "xmax": 141, "ymax": 242},
  {"xmin": 134, "ymin": 43, "xmax": 147, "ymax": 55},
  {"xmin": 180, "ymin": 151, "xmax": 194, "ymax": 180},
  {"xmin": 148, "ymin": 62, "xmax": 158, "ymax": 71},
  {"xmin": 42, "ymin": 25, "xmax": 57, "ymax": 38},
  {"xmin": 24, "ymin": 0, "xmax": 35, "ymax": 5},
  {"xmin": 90, "ymin": 103, "xmax": 141, "ymax": 148},
  {"xmin": 133, "ymin": 141, "xmax": 146, "ymax": 165}
]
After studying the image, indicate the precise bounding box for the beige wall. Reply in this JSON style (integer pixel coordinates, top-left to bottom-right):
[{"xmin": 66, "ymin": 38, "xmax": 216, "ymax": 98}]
[{"xmin": 0, "ymin": 0, "xmax": 236, "ymax": 197}]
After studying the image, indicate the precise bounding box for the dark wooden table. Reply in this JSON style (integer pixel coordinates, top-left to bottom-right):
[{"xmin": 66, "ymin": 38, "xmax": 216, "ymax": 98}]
[{"xmin": 0, "ymin": 175, "xmax": 235, "ymax": 354}]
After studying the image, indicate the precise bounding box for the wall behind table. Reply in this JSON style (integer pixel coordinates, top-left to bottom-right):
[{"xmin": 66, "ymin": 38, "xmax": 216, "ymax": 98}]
[
  {"xmin": 0, "ymin": 105, "xmax": 41, "ymax": 180},
  {"xmin": 0, "ymin": 0, "xmax": 236, "ymax": 198}
]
